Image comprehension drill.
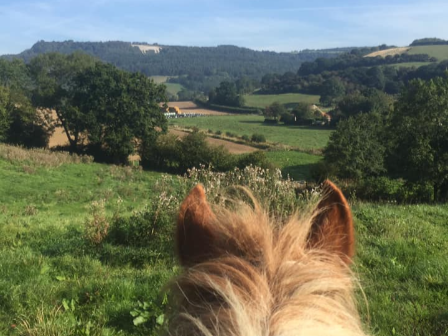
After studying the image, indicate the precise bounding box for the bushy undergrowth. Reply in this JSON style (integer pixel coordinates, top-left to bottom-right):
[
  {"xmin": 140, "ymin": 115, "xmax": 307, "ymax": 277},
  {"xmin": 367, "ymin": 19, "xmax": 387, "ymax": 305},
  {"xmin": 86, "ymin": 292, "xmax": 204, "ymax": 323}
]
[
  {"xmin": 141, "ymin": 131, "xmax": 272, "ymax": 174},
  {"xmin": 107, "ymin": 165, "xmax": 310, "ymax": 252}
]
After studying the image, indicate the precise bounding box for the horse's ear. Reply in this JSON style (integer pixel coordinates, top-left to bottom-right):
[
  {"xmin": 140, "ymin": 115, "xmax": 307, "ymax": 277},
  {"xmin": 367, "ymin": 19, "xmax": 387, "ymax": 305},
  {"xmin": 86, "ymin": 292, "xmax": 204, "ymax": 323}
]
[
  {"xmin": 177, "ymin": 184, "xmax": 216, "ymax": 266},
  {"xmin": 309, "ymin": 180, "xmax": 355, "ymax": 264}
]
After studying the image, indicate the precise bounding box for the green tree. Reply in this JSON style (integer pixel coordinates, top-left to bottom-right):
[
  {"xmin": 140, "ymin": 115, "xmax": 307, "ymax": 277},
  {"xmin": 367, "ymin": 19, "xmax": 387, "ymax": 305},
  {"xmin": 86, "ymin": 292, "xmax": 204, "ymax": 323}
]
[
  {"xmin": 334, "ymin": 90, "xmax": 393, "ymax": 119},
  {"xmin": 0, "ymin": 85, "xmax": 52, "ymax": 147},
  {"xmin": 292, "ymin": 102, "xmax": 315, "ymax": 120},
  {"xmin": 323, "ymin": 112, "xmax": 386, "ymax": 179},
  {"xmin": 0, "ymin": 86, "xmax": 10, "ymax": 142},
  {"xmin": 28, "ymin": 52, "xmax": 97, "ymax": 150},
  {"xmin": 388, "ymin": 77, "xmax": 448, "ymax": 201},
  {"xmin": 264, "ymin": 101, "xmax": 286, "ymax": 121},
  {"xmin": 209, "ymin": 81, "xmax": 244, "ymax": 107},
  {"xmin": 73, "ymin": 63, "xmax": 168, "ymax": 164},
  {"xmin": 319, "ymin": 77, "xmax": 346, "ymax": 106}
]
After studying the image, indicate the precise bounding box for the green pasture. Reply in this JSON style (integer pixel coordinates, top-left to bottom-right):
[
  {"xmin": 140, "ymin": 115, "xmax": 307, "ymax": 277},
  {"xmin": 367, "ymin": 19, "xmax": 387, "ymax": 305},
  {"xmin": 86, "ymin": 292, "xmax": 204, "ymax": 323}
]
[
  {"xmin": 243, "ymin": 93, "xmax": 320, "ymax": 108},
  {"xmin": 0, "ymin": 153, "xmax": 447, "ymax": 335},
  {"xmin": 164, "ymin": 83, "xmax": 184, "ymax": 96},
  {"xmin": 386, "ymin": 62, "xmax": 432, "ymax": 69},
  {"xmin": 170, "ymin": 115, "xmax": 332, "ymax": 150},
  {"xmin": 408, "ymin": 45, "xmax": 448, "ymax": 61},
  {"xmin": 265, "ymin": 150, "xmax": 322, "ymax": 181},
  {"xmin": 149, "ymin": 76, "xmax": 169, "ymax": 84}
]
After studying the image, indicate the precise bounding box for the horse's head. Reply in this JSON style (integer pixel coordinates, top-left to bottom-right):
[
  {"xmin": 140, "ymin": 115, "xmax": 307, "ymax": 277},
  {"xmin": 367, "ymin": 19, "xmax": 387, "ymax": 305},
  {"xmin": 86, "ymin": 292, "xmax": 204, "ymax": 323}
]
[{"xmin": 170, "ymin": 181, "xmax": 366, "ymax": 336}]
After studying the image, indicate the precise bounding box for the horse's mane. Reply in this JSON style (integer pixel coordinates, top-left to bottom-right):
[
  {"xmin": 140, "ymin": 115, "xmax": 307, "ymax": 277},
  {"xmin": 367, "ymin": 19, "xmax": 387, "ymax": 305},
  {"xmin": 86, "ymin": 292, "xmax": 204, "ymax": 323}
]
[{"xmin": 169, "ymin": 183, "xmax": 367, "ymax": 336}]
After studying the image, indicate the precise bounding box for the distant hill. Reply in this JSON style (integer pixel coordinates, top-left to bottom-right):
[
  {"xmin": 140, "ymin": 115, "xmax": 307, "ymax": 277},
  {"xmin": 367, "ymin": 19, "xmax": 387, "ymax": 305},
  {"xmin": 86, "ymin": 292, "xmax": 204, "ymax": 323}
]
[
  {"xmin": 2, "ymin": 40, "xmax": 344, "ymax": 79},
  {"xmin": 364, "ymin": 45, "xmax": 448, "ymax": 61},
  {"xmin": 410, "ymin": 38, "xmax": 448, "ymax": 46}
]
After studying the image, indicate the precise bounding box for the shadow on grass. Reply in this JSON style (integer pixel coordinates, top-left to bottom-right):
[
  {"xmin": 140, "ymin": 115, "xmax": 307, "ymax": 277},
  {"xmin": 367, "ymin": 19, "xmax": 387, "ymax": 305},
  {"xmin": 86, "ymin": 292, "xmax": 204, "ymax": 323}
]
[{"xmin": 281, "ymin": 163, "xmax": 320, "ymax": 181}]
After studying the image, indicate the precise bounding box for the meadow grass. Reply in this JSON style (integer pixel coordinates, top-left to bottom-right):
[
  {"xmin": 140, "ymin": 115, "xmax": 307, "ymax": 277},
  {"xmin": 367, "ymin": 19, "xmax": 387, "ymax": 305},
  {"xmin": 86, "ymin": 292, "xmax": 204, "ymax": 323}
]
[
  {"xmin": 354, "ymin": 202, "xmax": 448, "ymax": 336},
  {"xmin": 170, "ymin": 115, "xmax": 332, "ymax": 150},
  {"xmin": 0, "ymin": 149, "xmax": 447, "ymax": 335},
  {"xmin": 0, "ymin": 156, "xmax": 175, "ymax": 336},
  {"xmin": 243, "ymin": 93, "xmax": 320, "ymax": 108},
  {"xmin": 164, "ymin": 83, "xmax": 184, "ymax": 96},
  {"xmin": 408, "ymin": 45, "xmax": 448, "ymax": 61},
  {"xmin": 265, "ymin": 150, "xmax": 322, "ymax": 181},
  {"xmin": 149, "ymin": 76, "xmax": 169, "ymax": 84},
  {"xmin": 386, "ymin": 62, "xmax": 432, "ymax": 69}
]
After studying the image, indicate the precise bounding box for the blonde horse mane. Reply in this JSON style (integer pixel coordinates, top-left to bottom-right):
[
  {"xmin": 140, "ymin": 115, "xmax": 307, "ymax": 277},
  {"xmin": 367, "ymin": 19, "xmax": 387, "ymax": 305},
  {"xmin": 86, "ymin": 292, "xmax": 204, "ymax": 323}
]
[{"xmin": 169, "ymin": 181, "xmax": 367, "ymax": 336}]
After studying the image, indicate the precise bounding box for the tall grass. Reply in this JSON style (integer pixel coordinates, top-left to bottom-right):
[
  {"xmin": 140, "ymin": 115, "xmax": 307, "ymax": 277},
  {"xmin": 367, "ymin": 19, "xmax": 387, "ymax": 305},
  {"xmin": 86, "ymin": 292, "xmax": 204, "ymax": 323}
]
[
  {"xmin": 0, "ymin": 143, "xmax": 93, "ymax": 167},
  {"xmin": 1, "ymin": 146, "xmax": 447, "ymax": 335}
]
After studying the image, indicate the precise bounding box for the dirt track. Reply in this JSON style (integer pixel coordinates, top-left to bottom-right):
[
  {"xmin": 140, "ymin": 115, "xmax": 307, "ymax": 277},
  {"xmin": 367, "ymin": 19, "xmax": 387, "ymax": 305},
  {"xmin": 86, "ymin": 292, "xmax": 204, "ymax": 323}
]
[{"xmin": 169, "ymin": 129, "xmax": 257, "ymax": 154}]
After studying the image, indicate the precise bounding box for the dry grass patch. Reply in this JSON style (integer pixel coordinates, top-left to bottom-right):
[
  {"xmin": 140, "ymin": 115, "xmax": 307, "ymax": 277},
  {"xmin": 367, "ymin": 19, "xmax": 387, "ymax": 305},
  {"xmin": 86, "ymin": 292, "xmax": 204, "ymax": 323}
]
[
  {"xmin": 0, "ymin": 143, "xmax": 93, "ymax": 167},
  {"xmin": 364, "ymin": 47, "xmax": 410, "ymax": 58}
]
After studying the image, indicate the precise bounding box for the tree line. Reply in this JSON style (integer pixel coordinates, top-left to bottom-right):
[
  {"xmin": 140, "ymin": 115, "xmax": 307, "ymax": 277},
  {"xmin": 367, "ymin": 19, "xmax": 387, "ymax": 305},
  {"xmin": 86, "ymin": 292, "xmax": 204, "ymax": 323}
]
[
  {"xmin": 4, "ymin": 40, "xmax": 344, "ymax": 94},
  {"xmin": 319, "ymin": 76, "xmax": 448, "ymax": 202},
  {"xmin": 0, "ymin": 53, "xmax": 269, "ymax": 172},
  {"xmin": 0, "ymin": 53, "xmax": 168, "ymax": 164}
]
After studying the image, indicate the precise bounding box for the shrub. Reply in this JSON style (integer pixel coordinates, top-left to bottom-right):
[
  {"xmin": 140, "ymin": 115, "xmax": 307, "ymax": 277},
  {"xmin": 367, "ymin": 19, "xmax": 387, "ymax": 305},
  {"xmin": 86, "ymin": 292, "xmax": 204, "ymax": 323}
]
[
  {"xmin": 251, "ymin": 133, "xmax": 266, "ymax": 143},
  {"xmin": 215, "ymin": 130, "xmax": 222, "ymax": 135},
  {"xmin": 241, "ymin": 134, "xmax": 250, "ymax": 141},
  {"xmin": 108, "ymin": 191, "xmax": 178, "ymax": 250},
  {"xmin": 84, "ymin": 199, "xmax": 109, "ymax": 245},
  {"xmin": 225, "ymin": 131, "xmax": 235, "ymax": 138}
]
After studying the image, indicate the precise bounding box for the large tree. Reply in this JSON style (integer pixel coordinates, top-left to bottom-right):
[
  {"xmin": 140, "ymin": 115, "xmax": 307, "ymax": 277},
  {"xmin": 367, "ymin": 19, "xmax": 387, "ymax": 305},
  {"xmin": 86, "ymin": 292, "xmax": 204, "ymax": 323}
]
[
  {"xmin": 323, "ymin": 112, "xmax": 387, "ymax": 179},
  {"xmin": 28, "ymin": 52, "xmax": 97, "ymax": 150},
  {"xmin": 209, "ymin": 81, "xmax": 244, "ymax": 107},
  {"xmin": 388, "ymin": 77, "xmax": 448, "ymax": 201},
  {"xmin": 319, "ymin": 77, "xmax": 346, "ymax": 106},
  {"xmin": 73, "ymin": 63, "xmax": 168, "ymax": 163}
]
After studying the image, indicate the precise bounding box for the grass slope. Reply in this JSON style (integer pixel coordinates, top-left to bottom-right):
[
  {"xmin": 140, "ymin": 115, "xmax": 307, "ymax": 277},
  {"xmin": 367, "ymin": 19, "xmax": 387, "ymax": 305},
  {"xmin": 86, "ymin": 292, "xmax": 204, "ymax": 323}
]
[
  {"xmin": 243, "ymin": 93, "xmax": 320, "ymax": 108},
  {"xmin": 0, "ymin": 156, "xmax": 174, "ymax": 336},
  {"xmin": 0, "ymin": 148, "xmax": 447, "ymax": 335},
  {"xmin": 354, "ymin": 203, "xmax": 448, "ymax": 336},
  {"xmin": 265, "ymin": 150, "xmax": 321, "ymax": 181},
  {"xmin": 164, "ymin": 83, "xmax": 184, "ymax": 96},
  {"xmin": 170, "ymin": 115, "xmax": 332, "ymax": 150},
  {"xmin": 386, "ymin": 62, "xmax": 432, "ymax": 69},
  {"xmin": 407, "ymin": 45, "xmax": 448, "ymax": 61}
]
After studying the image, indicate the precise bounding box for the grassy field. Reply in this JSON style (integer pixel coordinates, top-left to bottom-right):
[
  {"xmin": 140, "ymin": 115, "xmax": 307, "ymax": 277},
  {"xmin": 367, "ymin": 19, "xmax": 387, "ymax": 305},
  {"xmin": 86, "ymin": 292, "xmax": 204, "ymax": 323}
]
[
  {"xmin": 265, "ymin": 150, "xmax": 322, "ymax": 181},
  {"xmin": 164, "ymin": 83, "xmax": 184, "ymax": 96},
  {"xmin": 407, "ymin": 45, "xmax": 448, "ymax": 61},
  {"xmin": 243, "ymin": 93, "xmax": 320, "ymax": 108},
  {"xmin": 0, "ymin": 147, "xmax": 447, "ymax": 336},
  {"xmin": 149, "ymin": 76, "xmax": 184, "ymax": 96},
  {"xmin": 0, "ymin": 148, "xmax": 175, "ymax": 336},
  {"xmin": 149, "ymin": 76, "xmax": 169, "ymax": 84},
  {"xmin": 170, "ymin": 115, "xmax": 332, "ymax": 150},
  {"xmin": 386, "ymin": 62, "xmax": 432, "ymax": 69}
]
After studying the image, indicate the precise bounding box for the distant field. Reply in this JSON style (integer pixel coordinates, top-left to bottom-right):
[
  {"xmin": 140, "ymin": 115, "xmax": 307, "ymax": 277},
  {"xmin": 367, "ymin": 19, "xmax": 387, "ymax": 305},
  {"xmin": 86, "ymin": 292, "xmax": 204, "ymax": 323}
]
[
  {"xmin": 265, "ymin": 151, "xmax": 322, "ymax": 181},
  {"xmin": 386, "ymin": 62, "xmax": 432, "ymax": 69},
  {"xmin": 170, "ymin": 129, "xmax": 257, "ymax": 154},
  {"xmin": 164, "ymin": 83, "xmax": 184, "ymax": 95},
  {"xmin": 150, "ymin": 76, "xmax": 169, "ymax": 83},
  {"xmin": 167, "ymin": 101, "xmax": 229, "ymax": 115},
  {"xmin": 365, "ymin": 47, "xmax": 410, "ymax": 58},
  {"xmin": 243, "ymin": 93, "xmax": 320, "ymax": 108},
  {"xmin": 170, "ymin": 115, "xmax": 332, "ymax": 150},
  {"xmin": 407, "ymin": 45, "xmax": 448, "ymax": 60}
]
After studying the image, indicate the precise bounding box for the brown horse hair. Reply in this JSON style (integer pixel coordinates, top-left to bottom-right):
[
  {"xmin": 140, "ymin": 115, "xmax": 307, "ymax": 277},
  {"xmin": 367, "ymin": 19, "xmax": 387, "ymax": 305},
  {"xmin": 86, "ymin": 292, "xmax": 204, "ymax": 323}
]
[{"xmin": 169, "ymin": 180, "xmax": 368, "ymax": 336}]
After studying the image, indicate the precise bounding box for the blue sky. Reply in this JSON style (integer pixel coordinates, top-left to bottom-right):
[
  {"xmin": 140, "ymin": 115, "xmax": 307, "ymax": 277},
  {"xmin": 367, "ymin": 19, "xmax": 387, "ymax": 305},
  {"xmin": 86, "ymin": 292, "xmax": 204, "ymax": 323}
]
[{"xmin": 1, "ymin": 0, "xmax": 448, "ymax": 54}]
